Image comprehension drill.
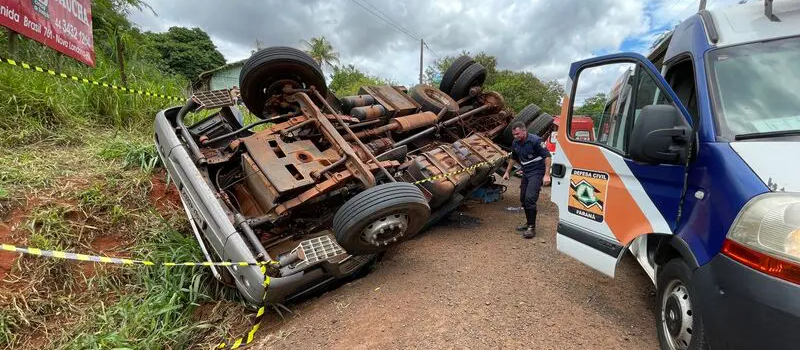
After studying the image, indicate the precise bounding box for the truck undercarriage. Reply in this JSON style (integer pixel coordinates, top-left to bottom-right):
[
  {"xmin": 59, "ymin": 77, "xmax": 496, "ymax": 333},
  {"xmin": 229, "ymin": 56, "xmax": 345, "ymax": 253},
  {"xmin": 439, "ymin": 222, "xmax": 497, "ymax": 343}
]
[{"xmin": 155, "ymin": 46, "xmax": 521, "ymax": 305}]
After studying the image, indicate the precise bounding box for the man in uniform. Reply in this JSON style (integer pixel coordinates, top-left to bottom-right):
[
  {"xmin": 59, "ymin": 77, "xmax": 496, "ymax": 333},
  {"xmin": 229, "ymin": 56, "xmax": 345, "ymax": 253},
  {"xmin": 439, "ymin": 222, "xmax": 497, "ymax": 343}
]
[{"xmin": 502, "ymin": 122, "xmax": 551, "ymax": 239}]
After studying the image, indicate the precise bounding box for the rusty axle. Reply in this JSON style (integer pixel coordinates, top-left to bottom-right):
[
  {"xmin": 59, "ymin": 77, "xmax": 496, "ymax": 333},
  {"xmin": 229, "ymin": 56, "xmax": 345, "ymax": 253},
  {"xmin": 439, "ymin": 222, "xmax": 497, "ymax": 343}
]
[{"xmin": 310, "ymin": 88, "xmax": 396, "ymax": 183}]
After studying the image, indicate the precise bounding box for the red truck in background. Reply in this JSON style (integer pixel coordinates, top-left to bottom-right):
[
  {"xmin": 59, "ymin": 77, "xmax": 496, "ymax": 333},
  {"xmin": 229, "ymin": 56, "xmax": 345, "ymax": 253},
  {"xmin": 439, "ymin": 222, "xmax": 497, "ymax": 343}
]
[{"xmin": 544, "ymin": 114, "xmax": 595, "ymax": 155}]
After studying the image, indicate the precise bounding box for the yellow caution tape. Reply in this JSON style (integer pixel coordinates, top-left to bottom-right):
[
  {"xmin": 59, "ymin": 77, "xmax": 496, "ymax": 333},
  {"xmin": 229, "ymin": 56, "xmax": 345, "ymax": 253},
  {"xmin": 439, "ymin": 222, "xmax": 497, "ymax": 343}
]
[
  {"xmin": 0, "ymin": 242, "xmax": 277, "ymax": 349},
  {"xmin": 0, "ymin": 154, "xmax": 512, "ymax": 348},
  {"xmin": 0, "ymin": 56, "xmax": 185, "ymax": 102},
  {"xmin": 215, "ymin": 265, "xmax": 272, "ymax": 349},
  {"xmin": 0, "ymin": 243, "xmax": 277, "ymax": 267},
  {"xmin": 412, "ymin": 154, "xmax": 510, "ymax": 185}
]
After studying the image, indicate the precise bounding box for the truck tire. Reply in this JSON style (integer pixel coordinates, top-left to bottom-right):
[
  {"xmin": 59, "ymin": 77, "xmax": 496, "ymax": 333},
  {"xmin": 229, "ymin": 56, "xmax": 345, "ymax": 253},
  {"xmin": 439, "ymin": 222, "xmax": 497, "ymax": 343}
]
[
  {"xmin": 449, "ymin": 63, "xmax": 487, "ymax": 100},
  {"xmin": 409, "ymin": 84, "xmax": 458, "ymax": 117},
  {"xmin": 239, "ymin": 46, "xmax": 327, "ymax": 118},
  {"xmin": 656, "ymin": 258, "xmax": 709, "ymax": 350},
  {"xmin": 439, "ymin": 56, "xmax": 474, "ymax": 95},
  {"xmin": 333, "ymin": 182, "xmax": 430, "ymax": 255},
  {"xmin": 527, "ymin": 112, "xmax": 554, "ymax": 137},
  {"xmin": 501, "ymin": 103, "xmax": 541, "ymax": 146}
]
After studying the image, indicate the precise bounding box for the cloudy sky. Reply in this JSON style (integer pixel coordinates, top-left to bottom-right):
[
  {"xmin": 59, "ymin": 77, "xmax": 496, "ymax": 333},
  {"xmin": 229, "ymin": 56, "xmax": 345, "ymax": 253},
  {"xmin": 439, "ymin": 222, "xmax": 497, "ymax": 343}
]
[{"xmin": 129, "ymin": 0, "xmax": 750, "ymax": 90}]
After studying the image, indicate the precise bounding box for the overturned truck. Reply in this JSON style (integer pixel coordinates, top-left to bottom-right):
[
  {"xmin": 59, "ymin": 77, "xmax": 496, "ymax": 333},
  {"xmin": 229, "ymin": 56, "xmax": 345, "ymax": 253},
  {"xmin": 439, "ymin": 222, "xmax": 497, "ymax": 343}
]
[{"xmin": 154, "ymin": 47, "xmax": 517, "ymax": 305}]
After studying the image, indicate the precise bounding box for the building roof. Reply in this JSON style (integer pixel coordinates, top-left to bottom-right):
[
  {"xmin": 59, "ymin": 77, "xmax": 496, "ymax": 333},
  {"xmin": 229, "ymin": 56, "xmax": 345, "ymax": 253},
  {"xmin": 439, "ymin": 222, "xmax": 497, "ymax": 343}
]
[{"xmin": 198, "ymin": 57, "xmax": 249, "ymax": 80}]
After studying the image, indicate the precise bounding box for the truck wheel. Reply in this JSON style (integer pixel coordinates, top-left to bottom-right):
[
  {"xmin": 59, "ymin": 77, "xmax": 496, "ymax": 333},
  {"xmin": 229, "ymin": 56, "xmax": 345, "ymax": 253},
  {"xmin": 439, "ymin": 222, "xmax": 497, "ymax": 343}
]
[
  {"xmin": 333, "ymin": 182, "xmax": 430, "ymax": 255},
  {"xmin": 449, "ymin": 63, "xmax": 487, "ymax": 100},
  {"xmin": 656, "ymin": 259, "xmax": 709, "ymax": 350},
  {"xmin": 501, "ymin": 103, "xmax": 541, "ymax": 146},
  {"xmin": 439, "ymin": 55, "xmax": 474, "ymax": 95},
  {"xmin": 527, "ymin": 112, "xmax": 554, "ymax": 137},
  {"xmin": 239, "ymin": 46, "xmax": 327, "ymax": 118},
  {"xmin": 409, "ymin": 84, "xmax": 458, "ymax": 117}
]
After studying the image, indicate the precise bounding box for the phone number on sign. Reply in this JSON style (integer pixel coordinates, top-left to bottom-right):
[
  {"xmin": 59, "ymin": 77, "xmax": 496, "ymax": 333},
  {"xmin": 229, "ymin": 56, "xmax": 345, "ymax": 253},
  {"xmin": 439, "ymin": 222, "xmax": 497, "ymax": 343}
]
[{"xmin": 52, "ymin": 18, "xmax": 91, "ymax": 46}]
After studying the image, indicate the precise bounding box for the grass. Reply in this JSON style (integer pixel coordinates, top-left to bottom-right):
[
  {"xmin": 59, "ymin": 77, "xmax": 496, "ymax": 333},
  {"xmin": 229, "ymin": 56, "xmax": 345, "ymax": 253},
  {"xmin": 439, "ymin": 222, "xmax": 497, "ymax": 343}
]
[
  {"xmin": 0, "ymin": 36, "xmax": 187, "ymax": 148},
  {"xmin": 98, "ymin": 138, "xmax": 161, "ymax": 173},
  {"xmin": 57, "ymin": 222, "xmax": 216, "ymax": 350},
  {"xmin": 0, "ymin": 131, "xmax": 253, "ymax": 350},
  {"xmin": 0, "ymin": 34, "xmax": 266, "ymax": 349}
]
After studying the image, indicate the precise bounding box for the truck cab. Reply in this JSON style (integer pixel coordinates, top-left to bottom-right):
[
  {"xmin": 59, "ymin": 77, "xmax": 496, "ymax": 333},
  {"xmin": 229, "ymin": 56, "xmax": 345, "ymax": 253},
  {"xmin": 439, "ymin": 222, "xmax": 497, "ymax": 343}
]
[{"xmin": 550, "ymin": 1, "xmax": 800, "ymax": 349}]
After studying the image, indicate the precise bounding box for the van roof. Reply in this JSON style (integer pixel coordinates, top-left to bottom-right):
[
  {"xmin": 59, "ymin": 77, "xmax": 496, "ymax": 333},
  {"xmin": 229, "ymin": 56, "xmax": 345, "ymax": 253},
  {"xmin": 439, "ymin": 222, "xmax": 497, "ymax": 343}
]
[{"xmin": 709, "ymin": 0, "xmax": 800, "ymax": 48}]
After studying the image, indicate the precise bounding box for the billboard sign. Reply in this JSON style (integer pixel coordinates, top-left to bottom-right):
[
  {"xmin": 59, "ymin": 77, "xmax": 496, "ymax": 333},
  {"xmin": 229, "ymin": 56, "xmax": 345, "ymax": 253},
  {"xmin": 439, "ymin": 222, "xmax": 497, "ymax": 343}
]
[{"xmin": 1, "ymin": 0, "xmax": 95, "ymax": 66}]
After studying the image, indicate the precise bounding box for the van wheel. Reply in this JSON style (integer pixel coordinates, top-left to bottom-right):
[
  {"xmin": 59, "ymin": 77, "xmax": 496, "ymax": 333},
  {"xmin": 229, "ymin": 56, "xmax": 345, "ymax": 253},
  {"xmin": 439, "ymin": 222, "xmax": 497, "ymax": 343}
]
[
  {"xmin": 656, "ymin": 259, "xmax": 709, "ymax": 350},
  {"xmin": 333, "ymin": 182, "xmax": 430, "ymax": 255}
]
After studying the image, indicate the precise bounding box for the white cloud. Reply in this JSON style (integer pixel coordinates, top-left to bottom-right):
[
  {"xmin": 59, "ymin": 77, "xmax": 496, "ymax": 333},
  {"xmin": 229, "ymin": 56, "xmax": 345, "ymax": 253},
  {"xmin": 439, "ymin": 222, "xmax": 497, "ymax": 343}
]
[{"xmin": 125, "ymin": 0, "xmax": 755, "ymax": 91}]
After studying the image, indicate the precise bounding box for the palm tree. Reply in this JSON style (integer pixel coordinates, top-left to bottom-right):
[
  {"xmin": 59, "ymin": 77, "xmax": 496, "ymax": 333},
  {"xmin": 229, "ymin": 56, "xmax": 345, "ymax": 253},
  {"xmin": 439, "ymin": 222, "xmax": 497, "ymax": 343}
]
[{"xmin": 301, "ymin": 36, "xmax": 340, "ymax": 69}]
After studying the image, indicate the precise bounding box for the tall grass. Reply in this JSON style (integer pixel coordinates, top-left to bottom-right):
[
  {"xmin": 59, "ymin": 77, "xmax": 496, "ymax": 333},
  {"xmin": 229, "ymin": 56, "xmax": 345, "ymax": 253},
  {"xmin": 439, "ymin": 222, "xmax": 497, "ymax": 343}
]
[
  {"xmin": 0, "ymin": 31, "xmax": 258, "ymax": 350},
  {"xmin": 59, "ymin": 222, "xmax": 220, "ymax": 350},
  {"xmin": 0, "ymin": 34, "xmax": 188, "ymax": 146}
]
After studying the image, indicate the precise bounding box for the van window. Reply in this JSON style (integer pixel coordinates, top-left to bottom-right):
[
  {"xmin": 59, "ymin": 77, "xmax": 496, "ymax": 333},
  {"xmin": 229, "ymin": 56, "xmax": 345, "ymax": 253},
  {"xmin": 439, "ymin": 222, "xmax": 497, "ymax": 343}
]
[
  {"xmin": 571, "ymin": 62, "xmax": 673, "ymax": 155},
  {"xmin": 708, "ymin": 36, "xmax": 800, "ymax": 138},
  {"xmin": 572, "ymin": 64, "xmax": 635, "ymax": 154},
  {"xmin": 664, "ymin": 59, "xmax": 698, "ymax": 121}
]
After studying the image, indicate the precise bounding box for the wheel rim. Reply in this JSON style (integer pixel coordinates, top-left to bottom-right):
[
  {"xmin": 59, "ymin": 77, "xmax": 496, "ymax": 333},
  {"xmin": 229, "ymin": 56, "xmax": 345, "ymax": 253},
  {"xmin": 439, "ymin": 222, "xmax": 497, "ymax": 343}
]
[
  {"xmin": 423, "ymin": 87, "xmax": 455, "ymax": 110},
  {"xmin": 661, "ymin": 280, "xmax": 693, "ymax": 350},
  {"xmin": 361, "ymin": 213, "xmax": 409, "ymax": 247}
]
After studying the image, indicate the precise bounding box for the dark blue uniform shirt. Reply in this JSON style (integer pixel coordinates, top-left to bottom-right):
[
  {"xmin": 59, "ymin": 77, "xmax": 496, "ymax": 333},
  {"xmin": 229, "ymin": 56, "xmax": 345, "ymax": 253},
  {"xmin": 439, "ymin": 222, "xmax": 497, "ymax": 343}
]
[{"xmin": 511, "ymin": 133, "xmax": 551, "ymax": 177}]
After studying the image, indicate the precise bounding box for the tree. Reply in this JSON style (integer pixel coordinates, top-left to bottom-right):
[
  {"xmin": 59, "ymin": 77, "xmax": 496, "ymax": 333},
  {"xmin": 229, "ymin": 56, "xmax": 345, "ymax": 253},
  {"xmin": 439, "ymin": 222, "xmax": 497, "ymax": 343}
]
[
  {"xmin": 485, "ymin": 70, "xmax": 563, "ymax": 114},
  {"xmin": 575, "ymin": 93, "xmax": 607, "ymax": 125},
  {"xmin": 423, "ymin": 51, "xmax": 563, "ymax": 114},
  {"xmin": 92, "ymin": 0, "xmax": 155, "ymax": 85},
  {"xmin": 301, "ymin": 36, "xmax": 340, "ymax": 69},
  {"xmin": 328, "ymin": 65, "xmax": 395, "ymax": 97},
  {"xmin": 143, "ymin": 27, "xmax": 226, "ymax": 81}
]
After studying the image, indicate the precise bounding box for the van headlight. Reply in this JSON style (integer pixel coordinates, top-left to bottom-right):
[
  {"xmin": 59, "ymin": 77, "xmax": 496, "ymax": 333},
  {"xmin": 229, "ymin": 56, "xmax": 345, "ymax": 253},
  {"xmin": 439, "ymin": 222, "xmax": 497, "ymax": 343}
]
[
  {"xmin": 723, "ymin": 193, "xmax": 800, "ymax": 285},
  {"xmin": 727, "ymin": 193, "xmax": 800, "ymax": 263}
]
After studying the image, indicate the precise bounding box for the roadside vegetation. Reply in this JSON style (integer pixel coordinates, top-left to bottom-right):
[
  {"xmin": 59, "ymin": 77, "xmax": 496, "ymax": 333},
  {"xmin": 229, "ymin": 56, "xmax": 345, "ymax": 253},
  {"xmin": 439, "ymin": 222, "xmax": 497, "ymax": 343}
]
[{"xmin": 0, "ymin": 1, "xmax": 250, "ymax": 349}]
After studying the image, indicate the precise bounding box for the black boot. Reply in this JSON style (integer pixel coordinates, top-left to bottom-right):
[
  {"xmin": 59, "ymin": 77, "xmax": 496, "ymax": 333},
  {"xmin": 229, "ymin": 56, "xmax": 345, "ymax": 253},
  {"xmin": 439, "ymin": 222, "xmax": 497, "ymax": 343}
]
[
  {"xmin": 523, "ymin": 209, "xmax": 537, "ymax": 239},
  {"xmin": 517, "ymin": 208, "xmax": 533, "ymax": 231}
]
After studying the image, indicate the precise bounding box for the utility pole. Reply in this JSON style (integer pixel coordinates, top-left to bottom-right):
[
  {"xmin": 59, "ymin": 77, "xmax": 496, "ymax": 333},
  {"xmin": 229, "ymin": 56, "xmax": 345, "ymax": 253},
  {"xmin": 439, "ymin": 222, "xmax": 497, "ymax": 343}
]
[
  {"xmin": 699, "ymin": 0, "xmax": 707, "ymax": 10},
  {"xmin": 419, "ymin": 38, "xmax": 423, "ymax": 85}
]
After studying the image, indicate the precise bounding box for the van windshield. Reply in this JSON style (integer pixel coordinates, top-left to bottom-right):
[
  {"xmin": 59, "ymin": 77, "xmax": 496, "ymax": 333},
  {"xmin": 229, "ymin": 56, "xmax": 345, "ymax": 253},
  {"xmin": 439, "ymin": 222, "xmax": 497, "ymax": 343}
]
[{"xmin": 708, "ymin": 36, "xmax": 800, "ymax": 139}]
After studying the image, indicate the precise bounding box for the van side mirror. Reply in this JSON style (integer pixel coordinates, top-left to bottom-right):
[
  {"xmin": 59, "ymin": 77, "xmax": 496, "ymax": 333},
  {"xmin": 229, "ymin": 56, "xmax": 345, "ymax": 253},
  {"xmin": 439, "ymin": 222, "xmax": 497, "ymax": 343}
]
[{"xmin": 629, "ymin": 105, "xmax": 690, "ymax": 165}]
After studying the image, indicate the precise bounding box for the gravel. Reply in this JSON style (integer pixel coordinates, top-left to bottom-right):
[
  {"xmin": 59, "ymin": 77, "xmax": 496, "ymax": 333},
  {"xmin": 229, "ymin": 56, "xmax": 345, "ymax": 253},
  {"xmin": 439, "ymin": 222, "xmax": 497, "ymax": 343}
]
[{"xmin": 253, "ymin": 178, "xmax": 659, "ymax": 349}]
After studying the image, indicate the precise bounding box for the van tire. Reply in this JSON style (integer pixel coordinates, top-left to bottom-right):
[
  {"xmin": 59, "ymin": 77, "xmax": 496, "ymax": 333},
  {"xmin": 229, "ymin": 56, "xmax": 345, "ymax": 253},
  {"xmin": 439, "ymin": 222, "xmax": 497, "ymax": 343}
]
[
  {"xmin": 655, "ymin": 258, "xmax": 709, "ymax": 350},
  {"xmin": 527, "ymin": 112, "xmax": 554, "ymax": 137},
  {"xmin": 439, "ymin": 56, "xmax": 475, "ymax": 95},
  {"xmin": 333, "ymin": 182, "xmax": 430, "ymax": 255},
  {"xmin": 501, "ymin": 103, "xmax": 541, "ymax": 146}
]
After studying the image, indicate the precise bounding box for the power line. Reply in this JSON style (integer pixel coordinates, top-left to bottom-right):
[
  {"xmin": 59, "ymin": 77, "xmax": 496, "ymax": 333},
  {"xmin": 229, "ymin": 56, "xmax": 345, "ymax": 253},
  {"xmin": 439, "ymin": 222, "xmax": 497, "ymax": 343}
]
[
  {"xmin": 360, "ymin": 1, "xmax": 420, "ymax": 40},
  {"xmin": 423, "ymin": 42, "xmax": 440, "ymax": 59},
  {"xmin": 346, "ymin": 0, "xmax": 419, "ymax": 42}
]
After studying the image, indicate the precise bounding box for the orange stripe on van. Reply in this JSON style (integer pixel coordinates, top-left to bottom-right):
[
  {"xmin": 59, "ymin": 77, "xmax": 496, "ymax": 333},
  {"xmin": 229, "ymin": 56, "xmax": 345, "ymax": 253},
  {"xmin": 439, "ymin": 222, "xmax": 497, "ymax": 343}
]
[{"xmin": 558, "ymin": 97, "xmax": 652, "ymax": 245}]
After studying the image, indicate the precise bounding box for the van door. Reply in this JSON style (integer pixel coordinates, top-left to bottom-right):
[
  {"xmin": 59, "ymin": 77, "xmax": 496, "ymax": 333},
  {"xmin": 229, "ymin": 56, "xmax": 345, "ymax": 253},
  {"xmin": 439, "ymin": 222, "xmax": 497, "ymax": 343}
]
[{"xmin": 550, "ymin": 53, "xmax": 693, "ymax": 277}]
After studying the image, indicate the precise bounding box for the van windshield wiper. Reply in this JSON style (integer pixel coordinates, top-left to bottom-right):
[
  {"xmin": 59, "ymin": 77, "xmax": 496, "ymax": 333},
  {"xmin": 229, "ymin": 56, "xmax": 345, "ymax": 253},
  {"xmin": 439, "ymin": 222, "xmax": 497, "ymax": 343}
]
[{"xmin": 735, "ymin": 129, "xmax": 800, "ymax": 141}]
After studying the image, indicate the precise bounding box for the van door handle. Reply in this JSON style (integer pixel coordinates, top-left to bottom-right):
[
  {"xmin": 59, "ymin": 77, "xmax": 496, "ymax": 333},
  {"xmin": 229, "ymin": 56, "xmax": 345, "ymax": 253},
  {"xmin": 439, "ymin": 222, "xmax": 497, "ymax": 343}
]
[{"xmin": 551, "ymin": 163, "xmax": 565, "ymax": 178}]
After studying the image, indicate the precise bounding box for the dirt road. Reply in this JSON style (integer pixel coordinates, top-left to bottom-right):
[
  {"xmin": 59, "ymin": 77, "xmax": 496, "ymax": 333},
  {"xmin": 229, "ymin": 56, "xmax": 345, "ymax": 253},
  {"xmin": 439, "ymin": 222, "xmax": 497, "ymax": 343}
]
[{"xmin": 254, "ymin": 178, "xmax": 659, "ymax": 349}]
